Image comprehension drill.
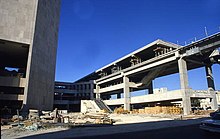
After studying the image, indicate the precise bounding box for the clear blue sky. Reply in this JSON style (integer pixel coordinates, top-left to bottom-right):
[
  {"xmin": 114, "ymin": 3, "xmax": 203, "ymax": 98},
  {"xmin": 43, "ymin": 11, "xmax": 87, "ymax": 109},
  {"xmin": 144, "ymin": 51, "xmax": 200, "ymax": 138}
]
[{"xmin": 55, "ymin": 0, "xmax": 220, "ymax": 91}]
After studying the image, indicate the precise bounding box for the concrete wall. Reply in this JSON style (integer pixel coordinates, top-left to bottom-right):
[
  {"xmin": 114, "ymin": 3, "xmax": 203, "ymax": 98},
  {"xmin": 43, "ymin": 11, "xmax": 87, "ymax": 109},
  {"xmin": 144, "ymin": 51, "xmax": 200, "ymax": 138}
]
[
  {"xmin": 0, "ymin": 0, "xmax": 37, "ymax": 44},
  {"xmin": 24, "ymin": 0, "xmax": 61, "ymax": 110},
  {"xmin": 104, "ymin": 90, "xmax": 213, "ymax": 106},
  {"xmin": 217, "ymin": 92, "xmax": 220, "ymax": 105},
  {"xmin": 0, "ymin": 76, "xmax": 26, "ymax": 87},
  {"xmin": 81, "ymin": 100, "xmax": 101, "ymax": 113},
  {"xmin": 0, "ymin": 0, "xmax": 61, "ymax": 111}
]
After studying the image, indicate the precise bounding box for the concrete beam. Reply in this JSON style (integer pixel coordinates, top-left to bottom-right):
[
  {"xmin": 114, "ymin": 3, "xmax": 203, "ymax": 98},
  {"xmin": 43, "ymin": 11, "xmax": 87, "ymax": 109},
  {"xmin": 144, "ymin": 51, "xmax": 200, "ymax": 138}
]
[
  {"xmin": 0, "ymin": 76, "xmax": 26, "ymax": 87},
  {"xmin": 139, "ymin": 68, "xmax": 161, "ymax": 87},
  {"xmin": 96, "ymin": 74, "xmax": 123, "ymax": 85},
  {"xmin": 99, "ymin": 83, "xmax": 123, "ymax": 93},
  {"xmin": 124, "ymin": 56, "xmax": 176, "ymax": 76},
  {"xmin": 0, "ymin": 94, "xmax": 24, "ymax": 100}
]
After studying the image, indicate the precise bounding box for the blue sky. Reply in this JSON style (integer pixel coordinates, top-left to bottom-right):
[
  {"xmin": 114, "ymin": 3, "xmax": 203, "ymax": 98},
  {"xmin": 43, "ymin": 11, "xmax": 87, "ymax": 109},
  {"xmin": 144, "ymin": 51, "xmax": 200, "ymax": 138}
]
[{"xmin": 56, "ymin": 0, "xmax": 220, "ymax": 91}]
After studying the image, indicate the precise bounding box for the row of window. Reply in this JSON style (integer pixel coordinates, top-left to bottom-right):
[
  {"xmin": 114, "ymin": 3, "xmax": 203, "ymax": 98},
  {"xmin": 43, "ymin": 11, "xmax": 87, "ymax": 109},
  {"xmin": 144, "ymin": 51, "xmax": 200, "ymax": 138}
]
[
  {"xmin": 55, "ymin": 84, "xmax": 92, "ymax": 90},
  {"xmin": 54, "ymin": 92, "xmax": 90, "ymax": 97}
]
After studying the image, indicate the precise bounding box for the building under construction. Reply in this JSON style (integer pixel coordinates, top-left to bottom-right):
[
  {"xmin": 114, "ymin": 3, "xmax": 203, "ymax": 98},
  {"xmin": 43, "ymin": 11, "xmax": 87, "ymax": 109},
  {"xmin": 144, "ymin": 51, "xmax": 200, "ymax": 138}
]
[
  {"xmin": 74, "ymin": 32, "xmax": 220, "ymax": 115},
  {"xmin": 0, "ymin": 0, "xmax": 61, "ymax": 112},
  {"xmin": 54, "ymin": 81, "xmax": 94, "ymax": 112}
]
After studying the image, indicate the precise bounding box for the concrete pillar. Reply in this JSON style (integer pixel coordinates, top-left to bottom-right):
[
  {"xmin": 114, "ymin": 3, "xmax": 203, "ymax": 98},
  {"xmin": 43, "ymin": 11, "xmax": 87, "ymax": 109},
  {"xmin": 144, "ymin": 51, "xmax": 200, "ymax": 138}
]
[
  {"xmin": 96, "ymin": 85, "xmax": 100, "ymax": 99},
  {"xmin": 148, "ymin": 81, "xmax": 153, "ymax": 94},
  {"xmin": 205, "ymin": 65, "xmax": 218, "ymax": 110},
  {"xmin": 123, "ymin": 76, "xmax": 130, "ymax": 111},
  {"xmin": 178, "ymin": 58, "xmax": 191, "ymax": 115},
  {"xmin": 117, "ymin": 93, "xmax": 121, "ymax": 99}
]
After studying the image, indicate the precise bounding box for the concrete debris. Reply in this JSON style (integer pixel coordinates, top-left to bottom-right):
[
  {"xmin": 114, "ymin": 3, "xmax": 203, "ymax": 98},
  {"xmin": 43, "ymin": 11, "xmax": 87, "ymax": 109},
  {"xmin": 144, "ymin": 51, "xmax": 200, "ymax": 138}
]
[
  {"xmin": 11, "ymin": 115, "xmax": 23, "ymax": 122},
  {"xmin": 2, "ymin": 108, "xmax": 113, "ymax": 133},
  {"xmin": 72, "ymin": 112, "xmax": 113, "ymax": 125},
  {"xmin": 24, "ymin": 122, "xmax": 42, "ymax": 131},
  {"xmin": 28, "ymin": 109, "xmax": 40, "ymax": 120}
]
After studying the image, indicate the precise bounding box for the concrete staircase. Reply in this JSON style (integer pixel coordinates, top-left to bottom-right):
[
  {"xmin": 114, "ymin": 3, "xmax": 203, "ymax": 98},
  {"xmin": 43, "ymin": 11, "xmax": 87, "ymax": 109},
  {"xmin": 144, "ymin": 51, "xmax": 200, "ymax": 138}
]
[
  {"xmin": 81, "ymin": 99, "xmax": 112, "ymax": 113},
  {"xmin": 94, "ymin": 99, "xmax": 112, "ymax": 113}
]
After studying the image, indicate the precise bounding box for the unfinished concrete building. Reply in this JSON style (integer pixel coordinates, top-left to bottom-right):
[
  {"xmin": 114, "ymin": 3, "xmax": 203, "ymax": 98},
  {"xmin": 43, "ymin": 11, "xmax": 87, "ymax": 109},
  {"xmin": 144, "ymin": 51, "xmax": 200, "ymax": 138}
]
[
  {"xmin": 76, "ymin": 33, "xmax": 220, "ymax": 115},
  {"xmin": 54, "ymin": 81, "xmax": 94, "ymax": 111},
  {"xmin": 0, "ymin": 0, "xmax": 61, "ymax": 112}
]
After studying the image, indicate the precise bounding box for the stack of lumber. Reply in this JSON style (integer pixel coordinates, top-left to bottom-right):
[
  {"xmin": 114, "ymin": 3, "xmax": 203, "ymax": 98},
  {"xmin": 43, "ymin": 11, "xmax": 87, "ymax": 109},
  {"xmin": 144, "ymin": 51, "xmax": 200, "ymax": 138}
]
[
  {"xmin": 131, "ymin": 106, "xmax": 182, "ymax": 115},
  {"xmin": 114, "ymin": 107, "xmax": 129, "ymax": 114}
]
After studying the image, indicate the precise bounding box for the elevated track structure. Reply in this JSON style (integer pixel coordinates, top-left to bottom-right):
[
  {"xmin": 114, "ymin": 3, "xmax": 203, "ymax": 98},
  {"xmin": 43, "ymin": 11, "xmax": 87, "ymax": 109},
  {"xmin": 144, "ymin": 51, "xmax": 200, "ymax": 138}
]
[{"xmin": 76, "ymin": 32, "xmax": 220, "ymax": 115}]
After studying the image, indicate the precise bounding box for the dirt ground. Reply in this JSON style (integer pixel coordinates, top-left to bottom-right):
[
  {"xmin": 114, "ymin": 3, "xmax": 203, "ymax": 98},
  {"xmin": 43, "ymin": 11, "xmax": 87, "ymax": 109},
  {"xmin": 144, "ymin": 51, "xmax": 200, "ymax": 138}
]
[{"xmin": 1, "ymin": 114, "xmax": 208, "ymax": 139}]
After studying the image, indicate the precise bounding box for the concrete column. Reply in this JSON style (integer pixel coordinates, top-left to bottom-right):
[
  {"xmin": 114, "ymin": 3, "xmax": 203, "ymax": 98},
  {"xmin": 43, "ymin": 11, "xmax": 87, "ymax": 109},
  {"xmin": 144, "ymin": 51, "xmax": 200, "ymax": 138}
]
[
  {"xmin": 178, "ymin": 58, "xmax": 191, "ymax": 115},
  {"xmin": 205, "ymin": 65, "xmax": 218, "ymax": 110},
  {"xmin": 123, "ymin": 76, "xmax": 130, "ymax": 111},
  {"xmin": 96, "ymin": 85, "xmax": 100, "ymax": 99},
  {"xmin": 148, "ymin": 81, "xmax": 153, "ymax": 94}
]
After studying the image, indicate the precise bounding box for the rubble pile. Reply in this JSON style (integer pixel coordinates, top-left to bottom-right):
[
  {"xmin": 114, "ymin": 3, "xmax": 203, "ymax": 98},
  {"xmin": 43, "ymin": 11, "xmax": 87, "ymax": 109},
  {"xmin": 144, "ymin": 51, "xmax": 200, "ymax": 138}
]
[
  {"xmin": 76, "ymin": 112, "xmax": 113, "ymax": 125},
  {"xmin": 1, "ymin": 108, "xmax": 113, "ymax": 132}
]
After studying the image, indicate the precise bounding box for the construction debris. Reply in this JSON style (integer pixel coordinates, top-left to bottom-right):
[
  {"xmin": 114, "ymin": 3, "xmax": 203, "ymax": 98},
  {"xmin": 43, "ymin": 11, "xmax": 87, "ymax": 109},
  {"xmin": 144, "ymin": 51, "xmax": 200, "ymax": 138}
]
[
  {"xmin": 1, "ymin": 108, "xmax": 114, "ymax": 133},
  {"xmin": 191, "ymin": 109, "xmax": 214, "ymax": 115},
  {"xmin": 11, "ymin": 115, "xmax": 23, "ymax": 122},
  {"xmin": 28, "ymin": 109, "xmax": 40, "ymax": 120}
]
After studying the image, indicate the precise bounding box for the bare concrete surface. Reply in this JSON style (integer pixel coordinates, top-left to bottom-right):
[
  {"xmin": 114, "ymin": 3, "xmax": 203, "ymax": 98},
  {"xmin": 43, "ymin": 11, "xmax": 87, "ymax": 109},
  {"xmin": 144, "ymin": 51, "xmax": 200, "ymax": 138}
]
[
  {"xmin": 1, "ymin": 114, "xmax": 209, "ymax": 139},
  {"xmin": 73, "ymin": 124, "xmax": 219, "ymax": 139}
]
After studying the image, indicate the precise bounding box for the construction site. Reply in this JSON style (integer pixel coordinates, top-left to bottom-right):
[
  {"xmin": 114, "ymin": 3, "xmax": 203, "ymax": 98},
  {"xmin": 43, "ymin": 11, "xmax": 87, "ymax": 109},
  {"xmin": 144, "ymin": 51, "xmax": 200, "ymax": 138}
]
[
  {"xmin": 2, "ymin": 31, "xmax": 220, "ymax": 138},
  {"xmin": 1, "ymin": 0, "xmax": 220, "ymax": 138}
]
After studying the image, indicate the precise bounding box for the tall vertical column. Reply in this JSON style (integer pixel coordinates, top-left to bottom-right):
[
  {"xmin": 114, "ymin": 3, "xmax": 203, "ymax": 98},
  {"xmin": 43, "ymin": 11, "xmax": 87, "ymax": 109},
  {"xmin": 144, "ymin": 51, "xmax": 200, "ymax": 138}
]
[
  {"xmin": 123, "ymin": 76, "xmax": 130, "ymax": 111},
  {"xmin": 178, "ymin": 58, "xmax": 191, "ymax": 115},
  {"xmin": 148, "ymin": 81, "xmax": 153, "ymax": 94},
  {"xmin": 96, "ymin": 85, "xmax": 100, "ymax": 99},
  {"xmin": 205, "ymin": 65, "xmax": 218, "ymax": 110}
]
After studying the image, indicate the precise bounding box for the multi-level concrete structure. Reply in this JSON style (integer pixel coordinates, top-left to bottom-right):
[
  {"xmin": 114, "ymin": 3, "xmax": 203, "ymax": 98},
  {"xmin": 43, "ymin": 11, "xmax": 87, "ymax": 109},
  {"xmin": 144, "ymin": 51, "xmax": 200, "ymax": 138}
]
[
  {"xmin": 54, "ymin": 81, "xmax": 94, "ymax": 111},
  {"xmin": 0, "ymin": 0, "xmax": 61, "ymax": 111},
  {"xmin": 76, "ymin": 33, "xmax": 220, "ymax": 115}
]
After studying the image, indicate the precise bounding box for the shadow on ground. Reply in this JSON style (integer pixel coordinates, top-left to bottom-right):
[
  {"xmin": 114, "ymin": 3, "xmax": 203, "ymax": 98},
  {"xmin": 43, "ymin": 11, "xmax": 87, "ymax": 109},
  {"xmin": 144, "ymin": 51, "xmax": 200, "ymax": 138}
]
[{"xmin": 16, "ymin": 117, "xmax": 219, "ymax": 139}]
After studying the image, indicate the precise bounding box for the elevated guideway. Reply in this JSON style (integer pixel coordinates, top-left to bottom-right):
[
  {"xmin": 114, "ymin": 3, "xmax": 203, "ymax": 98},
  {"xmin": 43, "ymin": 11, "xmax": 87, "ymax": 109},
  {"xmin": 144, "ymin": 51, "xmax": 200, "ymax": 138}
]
[{"xmin": 76, "ymin": 32, "xmax": 220, "ymax": 115}]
